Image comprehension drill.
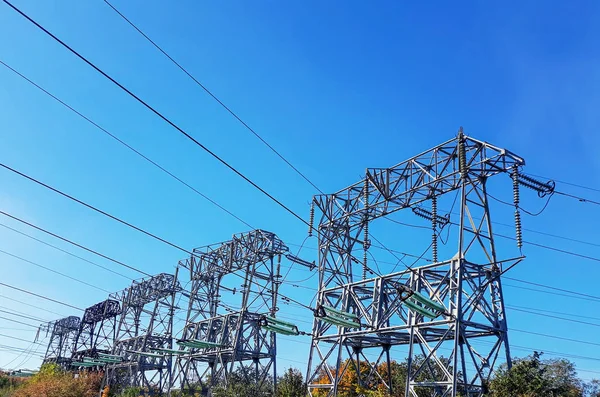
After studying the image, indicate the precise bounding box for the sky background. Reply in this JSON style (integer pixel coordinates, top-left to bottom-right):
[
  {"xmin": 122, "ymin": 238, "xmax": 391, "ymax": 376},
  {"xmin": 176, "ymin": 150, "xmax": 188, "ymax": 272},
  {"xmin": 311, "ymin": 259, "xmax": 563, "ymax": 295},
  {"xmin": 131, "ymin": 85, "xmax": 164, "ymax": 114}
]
[{"xmin": 0, "ymin": 0, "xmax": 600, "ymax": 385}]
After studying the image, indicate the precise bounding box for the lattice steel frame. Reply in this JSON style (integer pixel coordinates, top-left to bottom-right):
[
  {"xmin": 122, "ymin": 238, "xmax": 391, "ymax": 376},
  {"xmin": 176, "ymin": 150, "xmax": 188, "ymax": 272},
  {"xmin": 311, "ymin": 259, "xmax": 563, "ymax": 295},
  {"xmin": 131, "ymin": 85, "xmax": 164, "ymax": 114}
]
[
  {"xmin": 72, "ymin": 299, "xmax": 122, "ymax": 362},
  {"xmin": 39, "ymin": 316, "xmax": 81, "ymax": 368},
  {"xmin": 306, "ymin": 132, "xmax": 526, "ymax": 397},
  {"xmin": 103, "ymin": 272, "xmax": 181, "ymax": 393},
  {"xmin": 171, "ymin": 230, "xmax": 288, "ymax": 396}
]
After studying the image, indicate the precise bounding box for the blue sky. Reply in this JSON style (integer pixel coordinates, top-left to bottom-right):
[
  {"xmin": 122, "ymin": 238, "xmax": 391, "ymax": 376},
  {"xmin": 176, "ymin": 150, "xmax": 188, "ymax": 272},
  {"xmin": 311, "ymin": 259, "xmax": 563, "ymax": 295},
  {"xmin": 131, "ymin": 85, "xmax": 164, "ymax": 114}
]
[{"xmin": 0, "ymin": 0, "xmax": 600, "ymax": 383}]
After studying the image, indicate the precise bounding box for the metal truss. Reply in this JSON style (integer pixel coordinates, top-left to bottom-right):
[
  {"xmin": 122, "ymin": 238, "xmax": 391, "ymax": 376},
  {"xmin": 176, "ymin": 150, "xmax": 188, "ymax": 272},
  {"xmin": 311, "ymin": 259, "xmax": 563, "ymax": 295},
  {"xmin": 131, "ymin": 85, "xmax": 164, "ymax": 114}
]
[
  {"xmin": 72, "ymin": 299, "xmax": 122, "ymax": 362},
  {"xmin": 103, "ymin": 272, "xmax": 181, "ymax": 394},
  {"xmin": 171, "ymin": 229, "xmax": 289, "ymax": 396},
  {"xmin": 306, "ymin": 131, "xmax": 531, "ymax": 396},
  {"xmin": 38, "ymin": 316, "xmax": 80, "ymax": 368}
]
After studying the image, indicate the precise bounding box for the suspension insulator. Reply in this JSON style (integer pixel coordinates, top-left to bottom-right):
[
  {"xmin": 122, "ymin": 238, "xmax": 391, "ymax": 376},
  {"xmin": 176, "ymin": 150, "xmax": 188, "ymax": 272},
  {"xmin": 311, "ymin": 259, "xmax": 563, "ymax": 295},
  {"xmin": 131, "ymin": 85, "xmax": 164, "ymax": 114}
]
[
  {"xmin": 517, "ymin": 173, "xmax": 556, "ymax": 197},
  {"xmin": 308, "ymin": 202, "xmax": 315, "ymax": 236},
  {"xmin": 511, "ymin": 167, "xmax": 523, "ymax": 250},
  {"xmin": 515, "ymin": 210, "xmax": 523, "ymax": 250},
  {"xmin": 458, "ymin": 129, "xmax": 468, "ymax": 178},
  {"xmin": 431, "ymin": 195, "xmax": 438, "ymax": 263},
  {"xmin": 363, "ymin": 221, "xmax": 369, "ymax": 280},
  {"xmin": 363, "ymin": 181, "xmax": 369, "ymax": 280}
]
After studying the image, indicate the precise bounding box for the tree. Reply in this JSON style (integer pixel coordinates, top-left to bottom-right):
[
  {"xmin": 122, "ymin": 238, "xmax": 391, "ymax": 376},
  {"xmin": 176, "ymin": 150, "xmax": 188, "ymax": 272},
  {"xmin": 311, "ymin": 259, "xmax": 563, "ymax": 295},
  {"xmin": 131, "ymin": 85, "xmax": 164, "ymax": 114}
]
[
  {"xmin": 10, "ymin": 363, "xmax": 102, "ymax": 397},
  {"xmin": 584, "ymin": 379, "xmax": 600, "ymax": 397},
  {"xmin": 210, "ymin": 366, "xmax": 273, "ymax": 397},
  {"xmin": 489, "ymin": 352, "xmax": 585, "ymax": 397},
  {"xmin": 276, "ymin": 368, "xmax": 306, "ymax": 397},
  {"xmin": 309, "ymin": 355, "xmax": 454, "ymax": 397}
]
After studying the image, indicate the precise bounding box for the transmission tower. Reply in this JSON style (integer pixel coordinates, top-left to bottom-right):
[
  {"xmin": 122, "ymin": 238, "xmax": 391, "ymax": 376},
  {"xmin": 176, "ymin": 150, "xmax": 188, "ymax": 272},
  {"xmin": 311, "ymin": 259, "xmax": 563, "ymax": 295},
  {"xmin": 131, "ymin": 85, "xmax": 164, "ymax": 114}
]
[
  {"xmin": 71, "ymin": 299, "xmax": 122, "ymax": 366},
  {"xmin": 305, "ymin": 130, "xmax": 553, "ymax": 396},
  {"xmin": 38, "ymin": 316, "xmax": 81, "ymax": 368},
  {"xmin": 101, "ymin": 272, "xmax": 181, "ymax": 394},
  {"xmin": 170, "ymin": 229, "xmax": 290, "ymax": 396}
]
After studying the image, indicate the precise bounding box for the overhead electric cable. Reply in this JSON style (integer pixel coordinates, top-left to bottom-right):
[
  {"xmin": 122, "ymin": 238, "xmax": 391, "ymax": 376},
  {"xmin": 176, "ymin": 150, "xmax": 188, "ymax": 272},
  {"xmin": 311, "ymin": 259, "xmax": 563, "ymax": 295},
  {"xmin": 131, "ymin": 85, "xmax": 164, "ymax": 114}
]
[
  {"xmin": 0, "ymin": 307, "xmax": 47, "ymax": 323},
  {"xmin": 0, "ymin": 248, "xmax": 111, "ymax": 293},
  {"xmin": 0, "ymin": 162, "xmax": 193, "ymax": 255},
  {"xmin": 0, "ymin": 282, "xmax": 83, "ymax": 311},
  {"xmin": 0, "ymin": 333, "xmax": 44, "ymax": 345},
  {"xmin": 0, "ymin": 221, "xmax": 130, "ymax": 279},
  {"xmin": 525, "ymin": 172, "xmax": 600, "ymax": 194},
  {"xmin": 2, "ymin": 0, "xmax": 307, "ymax": 225},
  {"xmin": 554, "ymin": 190, "xmax": 600, "ymax": 206},
  {"xmin": 0, "ymin": 209, "xmax": 150, "ymax": 277},
  {"xmin": 0, "ymin": 59, "xmax": 253, "ymax": 231},
  {"xmin": 0, "ymin": 316, "xmax": 40, "ymax": 329},
  {"xmin": 503, "ymin": 276, "xmax": 600, "ymax": 301},
  {"xmin": 102, "ymin": 0, "xmax": 323, "ymax": 194},
  {"xmin": 0, "ymin": 294, "xmax": 67, "ymax": 318},
  {"xmin": 509, "ymin": 307, "xmax": 600, "ymax": 328}
]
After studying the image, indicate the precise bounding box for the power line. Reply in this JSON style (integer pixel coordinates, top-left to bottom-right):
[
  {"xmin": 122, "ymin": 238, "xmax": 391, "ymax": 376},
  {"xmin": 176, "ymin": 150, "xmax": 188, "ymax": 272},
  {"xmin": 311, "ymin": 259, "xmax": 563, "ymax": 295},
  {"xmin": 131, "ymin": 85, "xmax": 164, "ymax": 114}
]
[
  {"xmin": 504, "ymin": 276, "xmax": 600, "ymax": 301},
  {"xmin": 0, "ymin": 307, "xmax": 47, "ymax": 323},
  {"xmin": 102, "ymin": 0, "xmax": 323, "ymax": 195},
  {"xmin": 445, "ymin": 216, "xmax": 600, "ymax": 264},
  {"xmin": 0, "ymin": 315, "xmax": 40, "ymax": 329},
  {"xmin": 509, "ymin": 307, "xmax": 600, "ymax": 328},
  {"xmin": 0, "ymin": 247, "xmax": 111, "ymax": 293},
  {"xmin": 508, "ymin": 304, "xmax": 600, "ymax": 321},
  {"xmin": 0, "ymin": 161, "xmax": 193, "ymax": 255},
  {"xmin": 511, "ymin": 328, "xmax": 600, "ymax": 348},
  {"xmin": 2, "ymin": 0, "xmax": 307, "ymax": 226},
  {"xmin": 0, "ymin": 294, "xmax": 67, "ymax": 318},
  {"xmin": 0, "ymin": 221, "xmax": 130, "ymax": 279},
  {"xmin": 554, "ymin": 190, "xmax": 600, "ymax": 206},
  {"xmin": 0, "ymin": 282, "xmax": 83, "ymax": 311},
  {"xmin": 0, "ymin": 209, "xmax": 150, "ymax": 277},
  {"xmin": 0, "ymin": 59, "xmax": 253, "ymax": 231},
  {"xmin": 504, "ymin": 284, "xmax": 600, "ymax": 302},
  {"xmin": 0, "ymin": 168, "xmax": 313, "ymax": 310},
  {"xmin": 0, "ymin": 333, "xmax": 43, "ymax": 345},
  {"xmin": 525, "ymin": 172, "xmax": 600, "ymax": 194}
]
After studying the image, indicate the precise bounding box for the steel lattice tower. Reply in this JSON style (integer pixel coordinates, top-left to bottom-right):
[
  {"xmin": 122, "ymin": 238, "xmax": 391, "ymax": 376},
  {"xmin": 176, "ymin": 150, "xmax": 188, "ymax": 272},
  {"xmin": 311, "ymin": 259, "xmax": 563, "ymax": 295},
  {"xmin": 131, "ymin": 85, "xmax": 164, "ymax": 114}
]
[
  {"xmin": 38, "ymin": 316, "xmax": 81, "ymax": 368},
  {"xmin": 72, "ymin": 299, "xmax": 122, "ymax": 363},
  {"xmin": 306, "ymin": 131, "xmax": 551, "ymax": 396},
  {"xmin": 170, "ymin": 229, "xmax": 289, "ymax": 396},
  {"xmin": 103, "ymin": 272, "xmax": 181, "ymax": 393}
]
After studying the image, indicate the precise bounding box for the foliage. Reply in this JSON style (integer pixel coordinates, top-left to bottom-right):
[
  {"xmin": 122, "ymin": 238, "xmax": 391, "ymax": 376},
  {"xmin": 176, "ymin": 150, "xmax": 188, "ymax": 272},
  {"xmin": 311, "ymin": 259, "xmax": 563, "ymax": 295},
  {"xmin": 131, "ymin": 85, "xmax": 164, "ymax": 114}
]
[
  {"xmin": 0, "ymin": 373, "xmax": 26, "ymax": 397},
  {"xmin": 210, "ymin": 366, "xmax": 273, "ymax": 397},
  {"xmin": 310, "ymin": 355, "xmax": 453, "ymax": 397},
  {"xmin": 488, "ymin": 352, "xmax": 585, "ymax": 397},
  {"xmin": 4, "ymin": 363, "xmax": 102, "ymax": 397},
  {"xmin": 276, "ymin": 368, "xmax": 306, "ymax": 397},
  {"xmin": 116, "ymin": 387, "xmax": 143, "ymax": 397}
]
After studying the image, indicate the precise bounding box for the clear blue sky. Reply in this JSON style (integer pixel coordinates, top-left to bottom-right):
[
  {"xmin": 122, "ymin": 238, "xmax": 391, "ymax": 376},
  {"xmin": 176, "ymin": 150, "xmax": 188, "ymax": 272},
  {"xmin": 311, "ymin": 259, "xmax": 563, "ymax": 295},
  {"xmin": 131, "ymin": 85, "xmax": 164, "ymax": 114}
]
[{"xmin": 0, "ymin": 0, "xmax": 600, "ymax": 382}]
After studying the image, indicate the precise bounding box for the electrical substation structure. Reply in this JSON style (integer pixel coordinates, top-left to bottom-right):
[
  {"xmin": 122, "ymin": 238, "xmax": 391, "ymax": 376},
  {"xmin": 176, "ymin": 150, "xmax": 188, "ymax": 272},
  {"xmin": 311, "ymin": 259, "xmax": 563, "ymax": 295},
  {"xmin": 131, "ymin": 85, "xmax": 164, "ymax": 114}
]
[
  {"xmin": 305, "ymin": 130, "xmax": 554, "ymax": 397},
  {"xmin": 71, "ymin": 299, "xmax": 122, "ymax": 367},
  {"xmin": 102, "ymin": 272, "xmax": 181, "ymax": 393},
  {"xmin": 170, "ymin": 230, "xmax": 290, "ymax": 395},
  {"xmin": 39, "ymin": 316, "xmax": 81, "ymax": 368}
]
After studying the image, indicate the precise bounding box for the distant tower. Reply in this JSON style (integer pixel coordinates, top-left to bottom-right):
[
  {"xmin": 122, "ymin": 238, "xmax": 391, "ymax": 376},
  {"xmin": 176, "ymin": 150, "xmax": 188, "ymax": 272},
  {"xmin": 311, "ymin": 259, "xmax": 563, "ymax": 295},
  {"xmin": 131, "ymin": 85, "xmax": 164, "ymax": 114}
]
[
  {"xmin": 305, "ymin": 131, "xmax": 553, "ymax": 396},
  {"xmin": 39, "ymin": 316, "xmax": 80, "ymax": 368},
  {"xmin": 71, "ymin": 299, "xmax": 121, "ymax": 364},
  {"xmin": 103, "ymin": 272, "xmax": 181, "ymax": 393},
  {"xmin": 171, "ymin": 230, "xmax": 289, "ymax": 396}
]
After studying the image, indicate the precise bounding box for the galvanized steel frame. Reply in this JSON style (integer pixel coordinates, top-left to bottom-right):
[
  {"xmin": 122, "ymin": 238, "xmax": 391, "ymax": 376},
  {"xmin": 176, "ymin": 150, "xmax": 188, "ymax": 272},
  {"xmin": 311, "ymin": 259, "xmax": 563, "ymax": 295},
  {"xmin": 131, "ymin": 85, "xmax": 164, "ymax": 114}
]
[
  {"xmin": 171, "ymin": 230, "xmax": 288, "ymax": 396},
  {"xmin": 103, "ymin": 272, "xmax": 181, "ymax": 393},
  {"xmin": 39, "ymin": 316, "xmax": 81, "ymax": 368},
  {"xmin": 306, "ymin": 132, "xmax": 524, "ymax": 396}
]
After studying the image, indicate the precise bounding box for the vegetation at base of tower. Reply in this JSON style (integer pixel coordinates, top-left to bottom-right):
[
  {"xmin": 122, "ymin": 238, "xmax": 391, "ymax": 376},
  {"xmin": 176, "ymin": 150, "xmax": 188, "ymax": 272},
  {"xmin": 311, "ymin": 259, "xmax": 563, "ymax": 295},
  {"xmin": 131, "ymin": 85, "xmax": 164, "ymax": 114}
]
[
  {"xmin": 488, "ymin": 352, "xmax": 600, "ymax": 397},
  {"xmin": 0, "ymin": 363, "xmax": 102, "ymax": 397},
  {"xmin": 308, "ymin": 354, "xmax": 600, "ymax": 397},
  {"xmin": 2, "ymin": 356, "xmax": 599, "ymax": 396}
]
